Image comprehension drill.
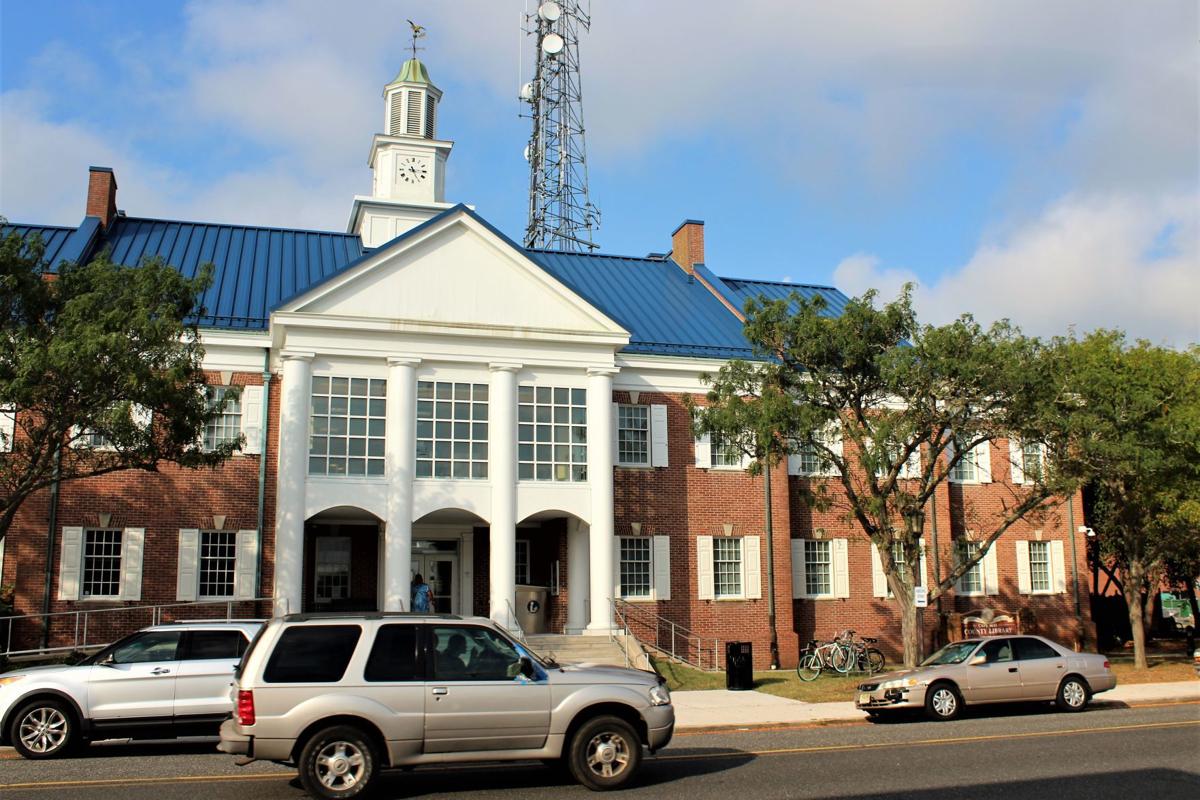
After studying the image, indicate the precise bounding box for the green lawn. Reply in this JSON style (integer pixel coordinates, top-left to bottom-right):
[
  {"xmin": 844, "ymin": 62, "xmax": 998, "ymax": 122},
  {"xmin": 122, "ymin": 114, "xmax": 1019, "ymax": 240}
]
[{"xmin": 653, "ymin": 657, "xmax": 890, "ymax": 703}]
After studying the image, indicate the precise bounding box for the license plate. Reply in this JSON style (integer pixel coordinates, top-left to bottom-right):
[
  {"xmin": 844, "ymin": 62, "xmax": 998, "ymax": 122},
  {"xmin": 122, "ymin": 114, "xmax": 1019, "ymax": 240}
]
[{"xmin": 859, "ymin": 693, "xmax": 871, "ymax": 705}]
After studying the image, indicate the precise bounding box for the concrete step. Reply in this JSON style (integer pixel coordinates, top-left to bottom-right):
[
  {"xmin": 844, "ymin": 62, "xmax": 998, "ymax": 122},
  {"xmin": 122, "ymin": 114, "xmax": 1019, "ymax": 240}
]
[{"xmin": 524, "ymin": 634, "xmax": 629, "ymax": 666}]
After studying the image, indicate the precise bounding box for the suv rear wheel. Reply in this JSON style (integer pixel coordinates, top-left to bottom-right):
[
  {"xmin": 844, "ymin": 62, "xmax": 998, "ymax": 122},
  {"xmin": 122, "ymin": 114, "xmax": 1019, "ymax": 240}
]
[
  {"xmin": 567, "ymin": 715, "xmax": 642, "ymax": 791},
  {"xmin": 297, "ymin": 724, "xmax": 379, "ymax": 799},
  {"xmin": 9, "ymin": 698, "xmax": 78, "ymax": 759}
]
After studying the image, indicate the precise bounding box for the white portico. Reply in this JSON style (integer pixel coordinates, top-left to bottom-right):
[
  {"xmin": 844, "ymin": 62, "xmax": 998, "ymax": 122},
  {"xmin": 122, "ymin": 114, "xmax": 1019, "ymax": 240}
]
[{"xmin": 267, "ymin": 58, "xmax": 629, "ymax": 630}]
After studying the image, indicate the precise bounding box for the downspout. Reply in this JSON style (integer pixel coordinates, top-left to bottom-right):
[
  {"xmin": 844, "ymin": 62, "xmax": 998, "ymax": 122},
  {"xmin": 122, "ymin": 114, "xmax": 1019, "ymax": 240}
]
[
  {"xmin": 763, "ymin": 450, "xmax": 780, "ymax": 670},
  {"xmin": 1067, "ymin": 494, "xmax": 1082, "ymax": 644},
  {"xmin": 255, "ymin": 349, "xmax": 272, "ymax": 609},
  {"xmin": 40, "ymin": 444, "xmax": 62, "ymax": 650}
]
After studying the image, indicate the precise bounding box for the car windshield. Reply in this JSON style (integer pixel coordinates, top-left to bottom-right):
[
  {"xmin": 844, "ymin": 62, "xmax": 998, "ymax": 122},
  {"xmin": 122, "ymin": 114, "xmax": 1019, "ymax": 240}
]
[{"xmin": 921, "ymin": 640, "xmax": 981, "ymax": 666}]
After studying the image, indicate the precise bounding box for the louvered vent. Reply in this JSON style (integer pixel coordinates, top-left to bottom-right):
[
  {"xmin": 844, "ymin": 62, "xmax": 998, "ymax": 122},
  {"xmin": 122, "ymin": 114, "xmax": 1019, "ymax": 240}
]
[
  {"xmin": 406, "ymin": 91, "xmax": 422, "ymax": 135},
  {"xmin": 388, "ymin": 92, "xmax": 404, "ymax": 136},
  {"xmin": 425, "ymin": 94, "xmax": 436, "ymax": 139}
]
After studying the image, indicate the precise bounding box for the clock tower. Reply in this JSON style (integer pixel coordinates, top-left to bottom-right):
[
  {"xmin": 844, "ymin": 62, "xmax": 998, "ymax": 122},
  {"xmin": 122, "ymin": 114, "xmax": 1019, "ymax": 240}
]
[{"xmin": 349, "ymin": 57, "xmax": 456, "ymax": 247}]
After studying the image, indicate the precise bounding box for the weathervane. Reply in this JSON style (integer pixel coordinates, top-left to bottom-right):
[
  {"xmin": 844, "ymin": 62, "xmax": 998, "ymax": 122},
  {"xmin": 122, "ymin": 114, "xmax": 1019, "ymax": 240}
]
[{"xmin": 406, "ymin": 19, "xmax": 426, "ymax": 60}]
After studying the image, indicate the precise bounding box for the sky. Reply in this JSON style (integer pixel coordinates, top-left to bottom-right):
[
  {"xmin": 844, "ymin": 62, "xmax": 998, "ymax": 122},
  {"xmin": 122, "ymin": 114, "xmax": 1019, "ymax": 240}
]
[{"xmin": 1, "ymin": 0, "xmax": 1196, "ymax": 346}]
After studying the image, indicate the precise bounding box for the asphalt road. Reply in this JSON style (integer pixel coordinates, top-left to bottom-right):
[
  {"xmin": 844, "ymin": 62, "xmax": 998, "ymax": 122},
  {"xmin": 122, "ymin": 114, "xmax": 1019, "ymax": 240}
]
[{"xmin": 2, "ymin": 702, "xmax": 1198, "ymax": 799}]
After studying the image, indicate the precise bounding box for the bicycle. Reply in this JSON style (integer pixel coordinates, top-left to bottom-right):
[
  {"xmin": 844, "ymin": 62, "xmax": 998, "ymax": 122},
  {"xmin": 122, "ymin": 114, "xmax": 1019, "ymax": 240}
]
[{"xmin": 796, "ymin": 632, "xmax": 853, "ymax": 681}]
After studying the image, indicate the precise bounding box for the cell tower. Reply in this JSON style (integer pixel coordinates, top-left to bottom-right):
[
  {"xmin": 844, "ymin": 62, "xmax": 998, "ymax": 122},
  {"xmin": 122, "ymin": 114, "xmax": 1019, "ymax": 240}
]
[{"xmin": 521, "ymin": 1, "xmax": 600, "ymax": 252}]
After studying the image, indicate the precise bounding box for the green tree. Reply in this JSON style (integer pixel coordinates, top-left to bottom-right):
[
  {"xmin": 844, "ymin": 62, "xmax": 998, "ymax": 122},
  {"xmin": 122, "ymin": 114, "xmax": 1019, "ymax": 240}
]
[
  {"xmin": 700, "ymin": 287, "xmax": 1076, "ymax": 667},
  {"xmin": 0, "ymin": 230, "xmax": 240, "ymax": 544},
  {"xmin": 1058, "ymin": 333, "xmax": 1200, "ymax": 668}
]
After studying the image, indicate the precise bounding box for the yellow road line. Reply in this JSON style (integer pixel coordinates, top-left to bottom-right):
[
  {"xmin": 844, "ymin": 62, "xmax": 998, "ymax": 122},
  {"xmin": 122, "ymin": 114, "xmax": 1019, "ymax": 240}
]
[{"xmin": 2, "ymin": 719, "xmax": 1197, "ymax": 791}]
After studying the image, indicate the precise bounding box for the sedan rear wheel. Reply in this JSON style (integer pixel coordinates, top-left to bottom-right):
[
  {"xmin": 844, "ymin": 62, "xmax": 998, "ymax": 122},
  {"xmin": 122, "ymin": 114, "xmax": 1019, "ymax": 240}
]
[{"xmin": 1056, "ymin": 676, "xmax": 1090, "ymax": 712}]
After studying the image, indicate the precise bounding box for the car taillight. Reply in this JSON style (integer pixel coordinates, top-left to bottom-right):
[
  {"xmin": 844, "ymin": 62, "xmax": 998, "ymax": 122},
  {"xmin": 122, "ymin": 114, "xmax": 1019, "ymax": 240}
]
[
  {"xmin": 237, "ymin": 690, "xmax": 255, "ymax": 726},
  {"xmin": 1102, "ymin": 660, "xmax": 1110, "ymax": 670}
]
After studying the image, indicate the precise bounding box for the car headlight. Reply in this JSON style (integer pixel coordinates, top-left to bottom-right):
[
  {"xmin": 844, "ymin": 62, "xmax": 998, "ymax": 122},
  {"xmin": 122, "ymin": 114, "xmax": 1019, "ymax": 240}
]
[
  {"xmin": 0, "ymin": 675, "xmax": 26, "ymax": 690},
  {"xmin": 649, "ymin": 684, "xmax": 671, "ymax": 706},
  {"xmin": 880, "ymin": 678, "xmax": 918, "ymax": 690}
]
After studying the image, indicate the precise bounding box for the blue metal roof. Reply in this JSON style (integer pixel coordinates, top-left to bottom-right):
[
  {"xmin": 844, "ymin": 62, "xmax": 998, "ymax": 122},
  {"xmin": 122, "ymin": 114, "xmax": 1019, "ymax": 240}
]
[
  {"xmin": 526, "ymin": 250, "xmax": 755, "ymax": 359},
  {"xmin": 720, "ymin": 277, "xmax": 851, "ymax": 318},
  {"xmin": 3, "ymin": 223, "xmax": 78, "ymax": 266},
  {"xmin": 101, "ymin": 217, "xmax": 364, "ymax": 330}
]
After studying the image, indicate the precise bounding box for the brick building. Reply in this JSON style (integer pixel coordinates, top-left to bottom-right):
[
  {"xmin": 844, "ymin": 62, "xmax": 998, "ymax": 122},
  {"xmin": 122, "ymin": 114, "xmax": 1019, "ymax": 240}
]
[{"xmin": 0, "ymin": 57, "xmax": 1092, "ymax": 667}]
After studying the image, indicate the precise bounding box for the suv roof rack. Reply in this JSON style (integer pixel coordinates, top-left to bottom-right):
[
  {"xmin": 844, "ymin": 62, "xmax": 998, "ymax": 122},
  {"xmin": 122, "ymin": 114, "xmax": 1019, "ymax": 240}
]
[
  {"xmin": 279, "ymin": 611, "xmax": 465, "ymax": 623},
  {"xmin": 168, "ymin": 619, "xmax": 267, "ymax": 625}
]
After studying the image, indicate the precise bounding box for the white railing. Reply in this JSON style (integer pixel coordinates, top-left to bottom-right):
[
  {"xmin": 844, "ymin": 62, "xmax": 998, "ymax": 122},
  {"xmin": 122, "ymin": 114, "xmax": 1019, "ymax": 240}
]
[
  {"xmin": 612, "ymin": 598, "xmax": 721, "ymax": 672},
  {"xmin": 503, "ymin": 598, "xmax": 527, "ymax": 642},
  {"xmin": 1, "ymin": 597, "xmax": 273, "ymax": 659}
]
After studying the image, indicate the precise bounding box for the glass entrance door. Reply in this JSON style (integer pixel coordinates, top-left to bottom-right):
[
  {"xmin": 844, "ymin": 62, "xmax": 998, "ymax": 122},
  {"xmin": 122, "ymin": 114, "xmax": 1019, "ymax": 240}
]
[{"xmin": 412, "ymin": 554, "xmax": 457, "ymax": 614}]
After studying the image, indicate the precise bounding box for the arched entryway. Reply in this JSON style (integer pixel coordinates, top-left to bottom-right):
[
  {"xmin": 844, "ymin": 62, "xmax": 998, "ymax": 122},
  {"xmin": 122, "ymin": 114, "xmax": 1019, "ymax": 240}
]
[
  {"xmin": 515, "ymin": 510, "xmax": 589, "ymax": 634},
  {"xmin": 413, "ymin": 508, "xmax": 488, "ymax": 616},
  {"xmin": 304, "ymin": 506, "xmax": 382, "ymax": 613}
]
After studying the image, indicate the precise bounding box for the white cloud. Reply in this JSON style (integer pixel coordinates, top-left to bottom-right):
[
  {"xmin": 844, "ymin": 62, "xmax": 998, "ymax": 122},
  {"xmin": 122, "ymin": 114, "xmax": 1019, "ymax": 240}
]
[{"xmin": 834, "ymin": 192, "xmax": 1200, "ymax": 346}]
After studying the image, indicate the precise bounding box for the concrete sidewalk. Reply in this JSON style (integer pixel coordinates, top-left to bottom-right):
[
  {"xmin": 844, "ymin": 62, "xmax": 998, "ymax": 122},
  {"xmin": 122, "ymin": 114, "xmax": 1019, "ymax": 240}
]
[{"xmin": 671, "ymin": 679, "xmax": 1200, "ymax": 731}]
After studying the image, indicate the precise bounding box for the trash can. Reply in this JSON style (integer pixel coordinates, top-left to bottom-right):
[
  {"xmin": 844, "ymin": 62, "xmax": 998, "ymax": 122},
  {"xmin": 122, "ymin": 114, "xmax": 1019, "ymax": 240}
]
[
  {"xmin": 515, "ymin": 585, "xmax": 550, "ymax": 634},
  {"xmin": 725, "ymin": 641, "xmax": 754, "ymax": 690}
]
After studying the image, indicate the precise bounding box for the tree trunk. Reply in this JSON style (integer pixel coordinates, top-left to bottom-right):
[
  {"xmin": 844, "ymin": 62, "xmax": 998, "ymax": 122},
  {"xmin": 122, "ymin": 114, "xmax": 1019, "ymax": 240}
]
[
  {"xmin": 1185, "ymin": 578, "xmax": 1200, "ymax": 631},
  {"xmin": 1123, "ymin": 562, "xmax": 1149, "ymax": 670}
]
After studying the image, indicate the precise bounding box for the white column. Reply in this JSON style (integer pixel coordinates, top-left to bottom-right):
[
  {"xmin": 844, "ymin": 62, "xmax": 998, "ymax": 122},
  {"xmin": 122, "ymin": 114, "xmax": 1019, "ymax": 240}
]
[
  {"xmin": 273, "ymin": 350, "xmax": 313, "ymax": 617},
  {"xmin": 488, "ymin": 363, "xmax": 521, "ymax": 628},
  {"xmin": 567, "ymin": 518, "xmax": 590, "ymax": 632},
  {"xmin": 586, "ymin": 367, "xmax": 618, "ymax": 632},
  {"xmin": 384, "ymin": 356, "xmax": 420, "ymax": 612}
]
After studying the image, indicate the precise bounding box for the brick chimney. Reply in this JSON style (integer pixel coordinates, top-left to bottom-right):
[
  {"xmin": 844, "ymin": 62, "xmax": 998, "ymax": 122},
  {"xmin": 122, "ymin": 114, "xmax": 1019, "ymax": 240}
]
[
  {"xmin": 671, "ymin": 219, "xmax": 705, "ymax": 275},
  {"xmin": 86, "ymin": 166, "xmax": 119, "ymax": 228}
]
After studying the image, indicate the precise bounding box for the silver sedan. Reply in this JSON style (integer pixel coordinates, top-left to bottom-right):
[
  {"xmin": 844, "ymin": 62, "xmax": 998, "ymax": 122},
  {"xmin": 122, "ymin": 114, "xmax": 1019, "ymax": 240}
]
[{"xmin": 855, "ymin": 635, "xmax": 1117, "ymax": 721}]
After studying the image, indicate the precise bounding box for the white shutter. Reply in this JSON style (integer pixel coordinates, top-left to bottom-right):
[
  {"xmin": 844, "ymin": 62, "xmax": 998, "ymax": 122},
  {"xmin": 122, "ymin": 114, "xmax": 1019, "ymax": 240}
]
[
  {"xmin": 828, "ymin": 431, "xmax": 844, "ymax": 476},
  {"xmin": 694, "ymin": 431, "xmax": 711, "ymax": 469},
  {"xmin": 787, "ymin": 454, "xmax": 802, "ymax": 476},
  {"xmin": 740, "ymin": 449, "xmax": 754, "ymax": 470},
  {"xmin": 870, "ymin": 543, "xmax": 888, "ymax": 597},
  {"xmin": 613, "ymin": 536, "xmax": 622, "ymax": 600},
  {"xmin": 177, "ymin": 529, "xmax": 200, "ymax": 601},
  {"xmin": 984, "ymin": 544, "xmax": 1000, "ymax": 595},
  {"xmin": 832, "ymin": 538, "xmax": 850, "ymax": 598},
  {"xmin": 919, "ymin": 537, "xmax": 928, "ymax": 589},
  {"xmin": 1016, "ymin": 540, "xmax": 1032, "ymax": 594},
  {"xmin": 697, "ymin": 536, "xmax": 714, "ymax": 600},
  {"xmin": 610, "ymin": 403, "xmax": 620, "ymax": 463},
  {"xmin": 791, "ymin": 539, "xmax": 806, "ymax": 599},
  {"xmin": 240, "ymin": 385, "xmax": 264, "ymax": 455},
  {"xmin": 236, "ymin": 530, "xmax": 258, "ymax": 599},
  {"xmin": 653, "ymin": 535, "xmax": 671, "ymax": 601},
  {"xmin": 0, "ymin": 408, "xmax": 14, "ymax": 452},
  {"xmin": 1050, "ymin": 540, "xmax": 1067, "ymax": 594},
  {"xmin": 650, "ymin": 404, "xmax": 669, "ymax": 467},
  {"xmin": 1009, "ymin": 438, "xmax": 1025, "ymax": 484},
  {"xmin": 120, "ymin": 527, "xmax": 145, "ymax": 601},
  {"xmin": 58, "ymin": 527, "xmax": 84, "ymax": 600},
  {"xmin": 744, "ymin": 536, "xmax": 762, "ymax": 599},
  {"xmin": 977, "ymin": 440, "xmax": 992, "ymax": 483}
]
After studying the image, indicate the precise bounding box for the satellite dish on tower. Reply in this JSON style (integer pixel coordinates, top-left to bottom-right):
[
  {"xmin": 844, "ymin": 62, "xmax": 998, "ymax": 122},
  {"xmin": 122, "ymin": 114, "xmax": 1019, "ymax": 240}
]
[
  {"xmin": 523, "ymin": 145, "xmax": 531, "ymax": 162},
  {"xmin": 538, "ymin": 2, "xmax": 562, "ymax": 21},
  {"xmin": 519, "ymin": 82, "xmax": 534, "ymax": 101},
  {"xmin": 541, "ymin": 33, "xmax": 564, "ymax": 54}
]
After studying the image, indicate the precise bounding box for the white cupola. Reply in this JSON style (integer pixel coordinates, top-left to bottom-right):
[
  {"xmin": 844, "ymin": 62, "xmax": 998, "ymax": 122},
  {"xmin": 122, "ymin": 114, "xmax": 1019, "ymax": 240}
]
[{"xmin": 349, "ymin": 57, "xmax": 456, "ymax": 247}]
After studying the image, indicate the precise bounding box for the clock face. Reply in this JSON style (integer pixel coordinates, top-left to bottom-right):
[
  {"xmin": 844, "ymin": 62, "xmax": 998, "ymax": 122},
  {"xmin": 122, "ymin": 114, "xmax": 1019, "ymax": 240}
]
[{"xmin": 399, "ymin": 157, "xmax": 428, "ymax": 184}]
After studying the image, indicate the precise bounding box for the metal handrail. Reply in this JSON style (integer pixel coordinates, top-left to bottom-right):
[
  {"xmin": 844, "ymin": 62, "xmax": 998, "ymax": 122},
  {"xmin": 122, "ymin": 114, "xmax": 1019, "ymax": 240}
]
[
  {"xmin": 503, "ymin": 599, "xmax": 527, "ymax": 642},
  {"xmin": 1, "ymin": 597, "xmax": 273, "ymax": 658},
  {"xmin": 612, "ymin": 598, "xmax": 722, "ymax": 672}
]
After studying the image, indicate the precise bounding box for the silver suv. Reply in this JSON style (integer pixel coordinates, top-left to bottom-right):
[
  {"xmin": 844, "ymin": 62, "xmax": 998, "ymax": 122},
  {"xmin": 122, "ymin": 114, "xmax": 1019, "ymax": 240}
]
[
  {"xmin": 0, "ymin": 621, "xmax": 262, "ymax": 758},
  {"xmin": 219, "ymin": 613, "xmax": 674, "ymax": 798}
]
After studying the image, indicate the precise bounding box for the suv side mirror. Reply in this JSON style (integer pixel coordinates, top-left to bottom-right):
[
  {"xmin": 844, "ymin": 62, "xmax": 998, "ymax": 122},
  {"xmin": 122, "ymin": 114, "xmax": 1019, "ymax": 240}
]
[{"xmin": 518, "ymin": 656, "xmax": 537, "ymax": 680}]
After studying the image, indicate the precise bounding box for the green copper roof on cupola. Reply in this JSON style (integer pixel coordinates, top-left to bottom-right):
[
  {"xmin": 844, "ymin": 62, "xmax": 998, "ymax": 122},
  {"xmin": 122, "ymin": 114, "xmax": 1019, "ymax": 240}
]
[{"xmin": 391, "ymin": 57, "xmax": 433, "ymax": 86}]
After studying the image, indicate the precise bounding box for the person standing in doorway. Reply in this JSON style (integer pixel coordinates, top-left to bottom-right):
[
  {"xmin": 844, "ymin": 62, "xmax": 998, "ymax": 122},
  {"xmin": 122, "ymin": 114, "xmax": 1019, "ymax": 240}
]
[{"xmin": 412, "ymin": 573, "xmax": 435, "ymax": 613}]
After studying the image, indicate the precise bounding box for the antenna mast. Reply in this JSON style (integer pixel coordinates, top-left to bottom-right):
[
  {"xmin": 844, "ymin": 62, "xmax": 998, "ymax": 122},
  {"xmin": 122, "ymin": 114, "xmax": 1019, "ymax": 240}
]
[{"xmin": 521, "ymin": 1, "xmax": 599, "ymax": 252}]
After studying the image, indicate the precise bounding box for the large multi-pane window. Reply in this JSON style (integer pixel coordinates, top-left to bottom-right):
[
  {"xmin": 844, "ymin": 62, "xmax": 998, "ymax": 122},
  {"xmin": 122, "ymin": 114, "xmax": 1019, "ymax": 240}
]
[
  {"xmin": 617, "ymin": 405, "xmax": 649, "ymax": 466},
  {"xmin": 204, "ymin": 387, "xmax": 242, "ymax": 451},
  {"xmin": 518, "ymin": 386, "xmax": 587, "ymax": 481},
  {"xmin": 804, "ymin": 540, "xmax": 831, "ymax": 596},
  {"xmin": 1021, "ymin": 441, "xmax": 1045, "ymax": 480},
  {"xmin": 794, "ymin": 443, "xmax": 823, "ymax": 475},
  {"xmin": 959, "ymin": 541, "xmax": 983, "ymax": 594},
  {"xmin": 711, "ymin": 433, "xmax": 743, "ymax": 468},
  {"xmin": 309, "ymin": 377, "xmax": 387, "ymax": 476},
  {"xmin": 82, "ymin": 529, "xmax": 123, "ymax": 598},
  {"xmin": 416, "ymin": 381, "xmax": 488, "ymax": 479},
  {"xmin": 713, "ymin": 538, "xmax": 743, "ymax": 598},
  {"xmin": 198, "ymin": 531, "xmax": 236, "ymax": 598},
  {"xmin": 1029, "ymin": 541, "xmax": 1051, "ymax": 592},
  {"xmin": 620, "ymin": 537, "xmax": 652, "ymax": 599}
]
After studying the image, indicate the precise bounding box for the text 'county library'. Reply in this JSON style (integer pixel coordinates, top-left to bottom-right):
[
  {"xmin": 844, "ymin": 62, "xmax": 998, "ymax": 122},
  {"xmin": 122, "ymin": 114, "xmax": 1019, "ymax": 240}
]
[{"xmin": 1, "ymin": 57, "xmax": 1091, "ymax": 667}]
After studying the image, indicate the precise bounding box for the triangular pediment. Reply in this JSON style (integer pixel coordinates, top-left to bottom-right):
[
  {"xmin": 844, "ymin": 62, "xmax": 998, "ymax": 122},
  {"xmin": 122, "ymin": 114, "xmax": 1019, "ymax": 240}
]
[{"xmin": 280, "ymin": 210, "xmax": 627, "ymax": 338}]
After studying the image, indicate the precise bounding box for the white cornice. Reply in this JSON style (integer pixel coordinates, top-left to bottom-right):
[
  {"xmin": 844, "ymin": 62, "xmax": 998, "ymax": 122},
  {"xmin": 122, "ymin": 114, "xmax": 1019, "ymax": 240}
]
[{"xmin": 272, "ymin": 311, "xmax": 629, "ymax": 346}]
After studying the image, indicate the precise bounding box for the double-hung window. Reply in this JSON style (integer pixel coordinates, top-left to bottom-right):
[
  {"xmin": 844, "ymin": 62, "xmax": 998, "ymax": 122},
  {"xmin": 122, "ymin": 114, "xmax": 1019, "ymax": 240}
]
[
  {"xmin": 713, "ymin": 538, "xmax": 743, "ymax": 598},
  {"xmin": 1029, "ymin": 541, "xmax": 1051, "ymax": 593},
  {"xmin": 0, "ymin": 407, "xmax": 15, "ymax": 452},
  {"xmin": 949, "ymin": 440, "xmax": 990, "ymax": 483},
  {"xmin": 959, "ymin": 541, "xmax": 983, "ymax": 595},
  {"xmin": 711, "ymin": 433, "xmax": 744, "ymax": 469},
  {"xmin": 82, "ymin": 528, "xmax": 123, "ymax": 598},
  {"xmin": 803, "ymin": 540, "xmax": 831, "ymax": 596},
  {"xmin": 309, "ymin": 376, "xmax": 387, "ymax": 476},
  {"xmin": 416, "ymin": 381, "xmax": 488, "ymax": 479},
  {"xmin": 198, "ymin": 531, "xmax": 237, "ymax": 598},
  {"xmin": 204, "ymin": 387, "xmax": 242, "ymax": 451},
  {"xmin": 616, "ymin": 405, "xmax": 649, "ymax": 466},
  {"xmin": 619, "ymin": 537, "xmax": 652, "ymax": 599}
]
